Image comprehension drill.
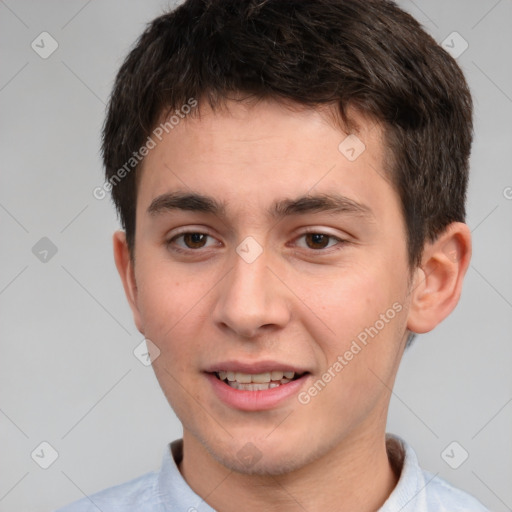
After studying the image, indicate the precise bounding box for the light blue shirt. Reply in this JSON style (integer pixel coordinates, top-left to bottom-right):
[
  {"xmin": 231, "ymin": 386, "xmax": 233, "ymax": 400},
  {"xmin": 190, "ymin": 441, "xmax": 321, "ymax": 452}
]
[{"xmin": 54, "ymin": 435, "xmax": 489, "ymax": 511}]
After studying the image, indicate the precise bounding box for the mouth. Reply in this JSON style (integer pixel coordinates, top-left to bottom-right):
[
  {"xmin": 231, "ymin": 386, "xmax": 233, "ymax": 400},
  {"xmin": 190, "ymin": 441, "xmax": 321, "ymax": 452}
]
[
  {"xmin": 205, "ymin": 364, "xmax": 311, "ymax": 411},
  {"xmin": 213, "ymin": 370, "xmax": 307, "ymax": 391},
  {"xmin": 204, "ymin": 361, "xmax": 311, "ymax": 410}
]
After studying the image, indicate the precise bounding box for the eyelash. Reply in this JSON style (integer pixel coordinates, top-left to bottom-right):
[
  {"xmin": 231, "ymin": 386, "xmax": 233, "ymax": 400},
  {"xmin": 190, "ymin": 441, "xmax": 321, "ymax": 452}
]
[{"xmin": 166, "ymin": 230, "xmax": 347, "ymax": 254}]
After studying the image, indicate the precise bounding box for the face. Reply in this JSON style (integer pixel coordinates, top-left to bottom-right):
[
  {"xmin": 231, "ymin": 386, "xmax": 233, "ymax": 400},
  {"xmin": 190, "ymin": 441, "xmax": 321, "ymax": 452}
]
[{"xmin": 121, "ymin": 99, "xmax": 414, "ymax": 474}]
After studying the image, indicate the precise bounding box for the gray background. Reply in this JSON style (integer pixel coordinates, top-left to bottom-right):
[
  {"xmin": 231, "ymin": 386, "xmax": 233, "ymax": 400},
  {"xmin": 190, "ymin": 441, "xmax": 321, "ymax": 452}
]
[{"xmin": 1, "ymin": 1, "xmax": 511, "ymax": 511}]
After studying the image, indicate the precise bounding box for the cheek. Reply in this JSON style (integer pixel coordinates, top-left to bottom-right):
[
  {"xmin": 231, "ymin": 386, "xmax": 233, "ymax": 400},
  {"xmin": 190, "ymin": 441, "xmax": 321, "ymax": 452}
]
[
  {"xmin": 135, "ymin": 264, "xmax": 197, "ymax": 351},
  {"xmin": 300, "ymin": 274, "xmax": 406, "ymax": 425},
  {"xmin": 138, "ymin": 268, "xmax": 208, "ymax": 405},
  {"xmin": 303, "ymin": 263, "xmax": 397, "ymax": 342},
  {"xmin": 295, "ymin": 257, "xmax": 407, "ymax": 396}
]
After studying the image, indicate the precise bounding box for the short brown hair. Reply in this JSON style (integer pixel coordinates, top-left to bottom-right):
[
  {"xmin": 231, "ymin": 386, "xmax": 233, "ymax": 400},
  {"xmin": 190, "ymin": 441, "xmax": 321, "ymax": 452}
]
[{"xmin": 102, "ymin": 0, "xmax": 473, "ymax": 271}]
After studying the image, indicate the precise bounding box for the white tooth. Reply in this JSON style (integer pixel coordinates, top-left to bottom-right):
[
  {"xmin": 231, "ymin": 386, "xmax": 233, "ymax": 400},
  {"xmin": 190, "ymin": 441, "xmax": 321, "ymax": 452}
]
[
  {"xmin": 227, "ymin": 381, "xmax": 273, "ymax": 391},
  {"xmin": 280, "ymin": 378, "xmax": 291, "ymax": 385},
  {"xmin": 248, "ymin": 383, "xmax": 271, "ymax": 391},
  {"xmin": 235, "ymin": 372, "xmax": 252, "ymax": 383},
  {"xmin": 269, "ymin": 382, "xmax": 280, "ymax": 388},
  {"xmin": 218, "ymin": 371, "xmax": 227, "ymax": 381},
  {"xmin": 283, "ymin": 371, "xmax": 295, "ymax": 379},
  {"xmin": 271, "ymin": 370, "xmax": 284, "ymax": 381},
  {"xmin": 251, "ymin": 372, "xmax": 271, "ymax": 383},
  {"xmin": 227, "ymin": 371, "xmax": 236, "ymax": 382}
]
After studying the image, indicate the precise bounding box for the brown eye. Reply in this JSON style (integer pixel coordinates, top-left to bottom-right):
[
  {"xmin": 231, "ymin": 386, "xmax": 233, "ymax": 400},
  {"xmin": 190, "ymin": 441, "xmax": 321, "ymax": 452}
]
[
  {"xmin": 167, "ymin": 231, "xmax": 221, "ymax": 254},
  {"xmin": 182, "ymin": 233, "xmax": 208, "ymax": 248},
  {"xmin": 305, "ymin": 233, "xmax": 331, "ymax": 249}
]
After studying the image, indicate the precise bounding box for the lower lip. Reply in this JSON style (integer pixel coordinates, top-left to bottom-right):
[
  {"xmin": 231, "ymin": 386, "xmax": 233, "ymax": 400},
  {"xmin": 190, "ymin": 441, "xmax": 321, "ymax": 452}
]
[{"xmin": 206, "ymin": 373, "xmax": 310, "ymax": 411}]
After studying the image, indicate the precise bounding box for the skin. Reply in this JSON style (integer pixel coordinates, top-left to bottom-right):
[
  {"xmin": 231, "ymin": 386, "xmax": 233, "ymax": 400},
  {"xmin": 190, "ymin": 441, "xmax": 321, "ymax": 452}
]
[{"xmin": 113, "ymin": 98, "xmax": 471, "ymax": 512}]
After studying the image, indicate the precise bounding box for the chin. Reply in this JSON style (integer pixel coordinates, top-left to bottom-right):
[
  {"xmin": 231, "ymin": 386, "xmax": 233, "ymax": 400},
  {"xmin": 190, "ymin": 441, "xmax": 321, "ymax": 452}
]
[
  {"xmin": 201, "ymin": 430, "xmax": 328, "ymax": 476},
  {"xmin": 214, "ymin": 447, "xmax": 313, "ymax": 476}
]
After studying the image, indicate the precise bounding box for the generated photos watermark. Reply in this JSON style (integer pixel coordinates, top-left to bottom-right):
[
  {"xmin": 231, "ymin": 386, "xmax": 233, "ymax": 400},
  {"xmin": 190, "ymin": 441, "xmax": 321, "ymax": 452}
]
[
  {"xmin": 92, "ymin": 97, "xmax": 198, "ymax": 200},
  {"xmin": 298, "ymin": 301, "xmax": 403, "ymax": 405}
]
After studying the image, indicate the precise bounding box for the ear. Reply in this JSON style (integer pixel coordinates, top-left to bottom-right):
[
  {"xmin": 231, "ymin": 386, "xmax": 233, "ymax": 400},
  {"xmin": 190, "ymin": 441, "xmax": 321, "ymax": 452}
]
[
  {"xmin": 113, "ymin": 231, "xmax": 144, "ymax": 334},
  {"xmin": 407, "ymin": 222, "xmax": 472, "ymax": 334}
]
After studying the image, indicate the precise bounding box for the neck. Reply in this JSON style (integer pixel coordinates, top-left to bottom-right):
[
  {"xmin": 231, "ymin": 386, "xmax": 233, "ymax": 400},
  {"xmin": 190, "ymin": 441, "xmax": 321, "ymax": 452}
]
[{"xmin": 179, "ymin": 427, "xmax": 398, "ymax": 512}]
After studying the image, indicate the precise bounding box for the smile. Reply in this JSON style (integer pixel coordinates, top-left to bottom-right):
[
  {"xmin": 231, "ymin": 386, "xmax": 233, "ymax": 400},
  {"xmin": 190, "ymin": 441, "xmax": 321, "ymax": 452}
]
[
  {"xmin": 206, "ymin": 365, "xmax": 311, "ymax": 411},
  {"xmin": 215, "ymin": 370, "xmax": 304, "ymax": 391}
]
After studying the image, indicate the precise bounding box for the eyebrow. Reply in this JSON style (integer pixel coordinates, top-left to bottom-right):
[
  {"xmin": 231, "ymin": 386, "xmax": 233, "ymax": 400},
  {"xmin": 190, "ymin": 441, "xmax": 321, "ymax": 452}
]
[
  {"xmin": 272, "ymin": 194, "xmax": 374, "ymax": 219},
  {"xmin": 147, "ymin": 192, "xmax": 226, "ymax": 216},
  {"xmin": 147, "ymin": 191, "xmax": 374, "ymax": 220}
]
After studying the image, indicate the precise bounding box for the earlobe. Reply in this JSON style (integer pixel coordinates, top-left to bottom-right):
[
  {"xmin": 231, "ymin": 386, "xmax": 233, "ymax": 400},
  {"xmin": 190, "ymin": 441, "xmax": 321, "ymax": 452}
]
[
  {"xmin": 112, "ymin": 231, "xmax": 144, "ymax": 334},
  {"xmin": 406, "ymin": 222, "xmax": 472, "ymax": 335}
]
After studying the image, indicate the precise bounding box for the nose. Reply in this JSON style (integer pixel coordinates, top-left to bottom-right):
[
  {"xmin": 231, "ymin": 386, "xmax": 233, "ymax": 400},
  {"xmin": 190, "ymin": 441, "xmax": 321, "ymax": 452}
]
[{"xmin": 212, "ymin": 246, "xmax": 291, "ymax": 339}]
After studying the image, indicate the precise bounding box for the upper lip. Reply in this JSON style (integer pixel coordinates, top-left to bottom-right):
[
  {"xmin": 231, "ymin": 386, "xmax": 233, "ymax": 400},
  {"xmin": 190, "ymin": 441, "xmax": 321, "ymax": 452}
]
[{"xmin": 204, "ymin": 360, "xmax": 310, "ymax": 374}]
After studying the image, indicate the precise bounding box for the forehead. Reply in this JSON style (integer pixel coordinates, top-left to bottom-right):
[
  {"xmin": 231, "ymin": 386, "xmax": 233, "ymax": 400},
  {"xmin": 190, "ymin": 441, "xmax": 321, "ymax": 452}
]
[{"xmin": 136, "ymin": 99, "xmax": 397, "ymax": 223}]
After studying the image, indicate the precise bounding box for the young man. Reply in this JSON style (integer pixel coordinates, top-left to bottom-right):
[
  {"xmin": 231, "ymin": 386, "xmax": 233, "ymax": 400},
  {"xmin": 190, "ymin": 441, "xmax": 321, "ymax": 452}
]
[{"xmin": 57, "ymin": 0, "xmax": 489, "ymax": 510}]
